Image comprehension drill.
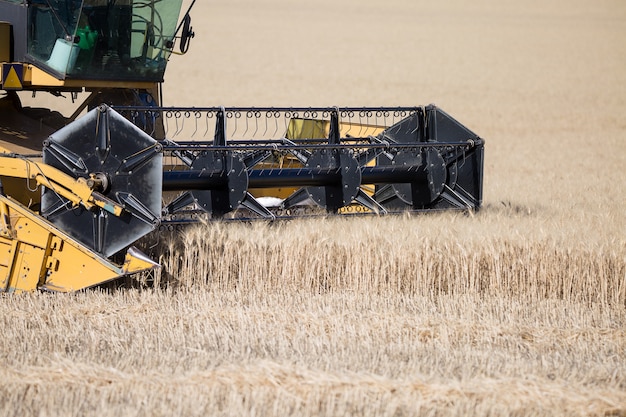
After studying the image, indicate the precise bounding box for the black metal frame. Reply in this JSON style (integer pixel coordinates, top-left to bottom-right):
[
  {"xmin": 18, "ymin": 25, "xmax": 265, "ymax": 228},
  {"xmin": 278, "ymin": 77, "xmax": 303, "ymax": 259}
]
[
  {"xmin": 114, "ymin": 105, "xmax": 484, "ymax": 220},
  {"xmin": 40, "ymin": 104, "xmax": 483, "ymax": 249}
]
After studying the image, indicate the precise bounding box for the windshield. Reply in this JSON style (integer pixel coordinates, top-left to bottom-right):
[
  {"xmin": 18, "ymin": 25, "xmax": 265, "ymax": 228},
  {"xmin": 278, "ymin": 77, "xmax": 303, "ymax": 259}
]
[{"xmin": 27, "ymin": 0, "xmax": 184, "ymax": 82}]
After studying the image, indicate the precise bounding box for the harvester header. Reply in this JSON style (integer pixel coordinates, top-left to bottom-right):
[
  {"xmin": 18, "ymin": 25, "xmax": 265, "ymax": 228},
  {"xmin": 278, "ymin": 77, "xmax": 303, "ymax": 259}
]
[{"xmin": 0, "ymin": 1, "xmax": 484, "ymax": 292}]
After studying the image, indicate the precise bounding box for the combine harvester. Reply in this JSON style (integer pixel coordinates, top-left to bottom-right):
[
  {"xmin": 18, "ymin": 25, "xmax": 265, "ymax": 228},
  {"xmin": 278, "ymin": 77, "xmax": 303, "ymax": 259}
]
[{"xmin": 0, "ymin": 0, "xmax": 484, "ymax": 292}]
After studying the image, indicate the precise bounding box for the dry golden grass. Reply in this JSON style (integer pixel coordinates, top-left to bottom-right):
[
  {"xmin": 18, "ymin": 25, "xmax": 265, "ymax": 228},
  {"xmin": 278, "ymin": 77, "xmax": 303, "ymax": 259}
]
[
  {"xmin": 1, "ymin": 212, "xmax": 624, "ymax": 416},
  {"xmin": 155, "ymin": 214, "xmax": 625, "ymax": 307},
  {"xmin": 4, "ymin": 0, "xmax": 626, "ymax": 415}
]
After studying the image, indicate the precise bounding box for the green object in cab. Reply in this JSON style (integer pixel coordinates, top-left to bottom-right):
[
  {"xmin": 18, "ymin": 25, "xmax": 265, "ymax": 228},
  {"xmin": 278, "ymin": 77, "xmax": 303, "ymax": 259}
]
[{"xmin": 76, "ymin": 27, "xmax": 98, "ymax": 50}]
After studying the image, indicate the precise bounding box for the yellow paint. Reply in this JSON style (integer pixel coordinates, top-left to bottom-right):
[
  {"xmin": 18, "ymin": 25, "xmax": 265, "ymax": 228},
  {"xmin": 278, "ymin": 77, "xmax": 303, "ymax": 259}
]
[
  {"xmin": 286, "ymin": 118, "xmax": 385, "ymax": 141},
  {"xmin": 0, "ymin": 156, "xmax": 125, "ymax": 215},
  {"xmin": 25, "ymin": 64, "xmax": 156, "ymax": 89},
  {"xmin": 2, "ymin": 65, "xmax": 22, "ymax": 89},
  {"xmin": 122, "ymin": 247, "xmax": 160, "ymax": 275},
  {"xmin": 0, "ymin": 195, "xmax": 158, "ymax": 293},
  {"xmin": 286, "ymin": 118, "xmax": 327, "ymax": 140},
  {"xmin": 0, "ymin": 156, "xmax": 159, "ymax": 292},
  {"xmin": 24, "ymin": 65, "xmax": 64, "ymax": 86}
]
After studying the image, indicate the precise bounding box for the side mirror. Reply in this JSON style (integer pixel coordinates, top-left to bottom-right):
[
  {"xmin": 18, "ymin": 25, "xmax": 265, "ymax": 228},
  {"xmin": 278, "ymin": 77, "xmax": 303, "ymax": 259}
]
[{"xmin": 180, "ymin": 14, "xmax": 194, "ymax": 54}]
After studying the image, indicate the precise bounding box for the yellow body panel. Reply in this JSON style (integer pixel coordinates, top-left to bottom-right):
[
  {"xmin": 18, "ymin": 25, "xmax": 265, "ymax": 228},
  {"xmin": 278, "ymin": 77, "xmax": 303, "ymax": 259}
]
[
  {"xmin": 0, "ymin": 155, "xmax": 158, "ymax": 292},
  {"xmin": 10, "ymin": 64, "xmax": 156, "ymax": 90},
  {"xmin": 1, "ymin": 61, "xmax": 156, "ymax": 90},
  {"xmin": 0, "ymin": 195, "xmax": 158, "ymax": 293},
  {"xmin": 24, "ymin": 64, "xmax": 158, "ymax": 89}
]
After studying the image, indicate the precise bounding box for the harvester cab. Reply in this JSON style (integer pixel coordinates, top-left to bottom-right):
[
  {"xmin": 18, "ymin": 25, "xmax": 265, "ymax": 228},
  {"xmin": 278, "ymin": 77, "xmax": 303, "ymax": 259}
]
[
  {"xmin": 0, "ymin": 1, "xmax": 484, "ymax": 293},
  {"xmin": 18, "ymin": 0, "xmax": 182, "ymax": 80},
  {"xmin": 0, "ymin": 0, "xmax": 193, "ymax": 112}
]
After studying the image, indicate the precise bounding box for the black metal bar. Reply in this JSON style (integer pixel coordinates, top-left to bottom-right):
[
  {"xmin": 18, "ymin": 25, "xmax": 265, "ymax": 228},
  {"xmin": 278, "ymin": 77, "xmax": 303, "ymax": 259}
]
[
  {"xmin": 161, "ymin": 164, "xmax": 429, "ymax": 192},
  {"xmin": 426, "ymin": 105, "xmax": 437, "ymax": 141},
  {"xmin": 114, "ymin": 106, "xmax": 422, "ymax": 113},
  {"xmin": 329, "ymin": 108, "xmax": 340, "ymax": 145},
  {"xmin": 160, "ymin": 140, "xmax": 478, "ymax": 153},
  {"xmin": 360, "ymin": 165, "xmax": 428, "ymax": 184},
  {"xmin": 248, "ymin": 168, "xmax": 341, "ymax": 188},
  {"xmin": 214, "ymin": 107, "xmax": 226, "ymax": 146},
  {"xmin": 249, "ymin": 165, "xmax": 429, "ymax": 188},
  {"xmin": 162, "ymin": 170, "xmax": 226, "ymax": 191}
]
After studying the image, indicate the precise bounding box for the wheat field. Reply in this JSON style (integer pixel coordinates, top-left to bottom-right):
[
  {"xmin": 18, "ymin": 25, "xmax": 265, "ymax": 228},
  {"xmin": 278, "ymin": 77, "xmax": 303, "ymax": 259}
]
[{"xmin": 2, "ymin": 0, "xmax": 626, "ymax": 416}]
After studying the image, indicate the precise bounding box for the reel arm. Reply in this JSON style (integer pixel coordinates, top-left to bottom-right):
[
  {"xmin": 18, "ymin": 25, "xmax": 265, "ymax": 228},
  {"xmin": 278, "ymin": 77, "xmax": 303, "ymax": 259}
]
[{"xmin": 0, "ymin": 156, "xmax": 125, "ymax": 217}]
